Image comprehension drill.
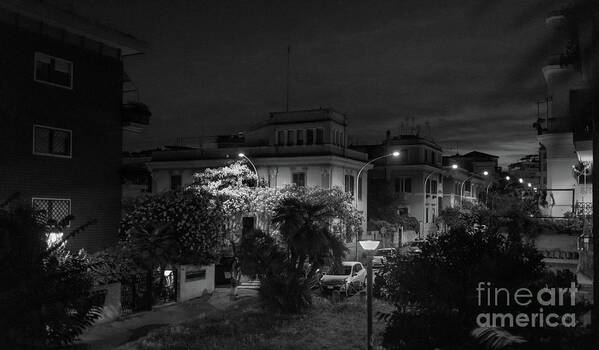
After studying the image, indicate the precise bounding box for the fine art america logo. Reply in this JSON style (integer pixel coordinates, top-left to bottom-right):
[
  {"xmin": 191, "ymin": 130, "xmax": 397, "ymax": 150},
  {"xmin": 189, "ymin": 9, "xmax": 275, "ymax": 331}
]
[{"xmin": 475, "ymin": 282, "xmax": 578, "ymax": 328}]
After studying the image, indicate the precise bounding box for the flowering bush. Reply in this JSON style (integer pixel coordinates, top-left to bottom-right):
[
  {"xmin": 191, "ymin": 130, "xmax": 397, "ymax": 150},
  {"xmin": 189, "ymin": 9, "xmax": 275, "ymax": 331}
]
[{"xmin": 120, "ymin": 188, "xmax": 226, "ymax": 266}]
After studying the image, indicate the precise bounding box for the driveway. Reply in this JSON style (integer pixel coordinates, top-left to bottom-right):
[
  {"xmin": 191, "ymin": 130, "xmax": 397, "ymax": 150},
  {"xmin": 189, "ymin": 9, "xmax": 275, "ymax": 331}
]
[{"xmin": 72, "ymin": 287, "xmax": 257, "ymax": 350}]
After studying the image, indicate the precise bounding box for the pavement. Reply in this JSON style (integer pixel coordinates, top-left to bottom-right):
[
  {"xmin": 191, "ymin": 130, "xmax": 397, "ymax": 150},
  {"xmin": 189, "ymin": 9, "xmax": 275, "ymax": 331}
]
[{"xmin": 73, "ymin": 286, "xmax": 258, "ymax": 350}]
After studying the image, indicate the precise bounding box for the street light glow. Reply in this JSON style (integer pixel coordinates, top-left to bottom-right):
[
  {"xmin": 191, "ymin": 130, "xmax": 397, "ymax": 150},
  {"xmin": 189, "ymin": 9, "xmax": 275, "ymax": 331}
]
[
  {"xmin": 392, "ymin": 151, "xmax": 400, "ymax": 157},
  {"xmin": 505, "ymin": 176, "xmax": 510, "ymax": 180},
  {"xmin": 359, "ymin": 240, "xmax": 380, "ymax": 251},
  {"xmin": 518, "ymin": 178, "xmax": 524, "ymax": 183},
  {"xmin": 528, "ymin": 183, "xmax": 532, "ymax": 187},
  {"xmin": 238, "ymin": 153, "xmax": 245, "ymax": 158},
  {"xmin": 483, "ymin": 170, "xmax": 489, "ymax": 176},
  {"xmin": 451, "ymin": 164, "xmax": 458, "ymax": 169}
]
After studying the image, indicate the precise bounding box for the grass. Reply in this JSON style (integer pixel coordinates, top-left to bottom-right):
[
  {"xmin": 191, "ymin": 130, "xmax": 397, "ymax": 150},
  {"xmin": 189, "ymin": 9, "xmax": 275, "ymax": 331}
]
[{"xmin": 122, "ymin": 294, "xmax": 394, "ymax": 350}]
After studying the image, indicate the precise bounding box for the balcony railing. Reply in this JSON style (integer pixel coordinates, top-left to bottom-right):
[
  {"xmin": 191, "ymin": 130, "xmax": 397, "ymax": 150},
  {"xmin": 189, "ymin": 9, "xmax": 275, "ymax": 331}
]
[{"xmin": 123, "ymin": 102, "xmax": 151, "ymax": 133}]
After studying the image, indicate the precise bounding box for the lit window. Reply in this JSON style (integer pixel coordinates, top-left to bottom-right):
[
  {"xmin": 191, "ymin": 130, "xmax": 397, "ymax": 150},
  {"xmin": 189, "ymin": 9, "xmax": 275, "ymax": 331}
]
[
  {"xmin": 292, "ymin": 172, "xmax": 306, "ymax": 187},
  {"xmin": 34, "ymin": 52, "xmax": 73, "ymax": 89},
  {"xmin": 33, "ymin": 125, "xmax": 72, "ymax": 158},
  {"xmin": 32, "ymin": 198, "xmax": 71, "ymax": 226}
]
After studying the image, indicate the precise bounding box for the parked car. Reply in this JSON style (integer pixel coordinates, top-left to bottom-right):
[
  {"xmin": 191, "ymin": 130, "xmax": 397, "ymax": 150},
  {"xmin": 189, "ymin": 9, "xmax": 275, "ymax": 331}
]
[
  {"xmin": 399, "ymin": 239, "xmax": 425, "ymax": 256},
  {"xmin": 372, "ymin": 248, "xmax": 397, "ymax": 268},
  {"xmin": 319, "ymin": 261, "xmax": 366, "ymax": 296}
]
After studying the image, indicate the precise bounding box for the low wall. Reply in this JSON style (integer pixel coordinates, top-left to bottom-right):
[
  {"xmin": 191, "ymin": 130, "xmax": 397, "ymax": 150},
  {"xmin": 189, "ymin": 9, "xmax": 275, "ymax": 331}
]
[
  {"xmin": 178, "ymin": 264, "xmax": 215, "ymax": 302},
  {"xmin": 92, "ymin": 282, "xmax": 122, "ymax": 324}
]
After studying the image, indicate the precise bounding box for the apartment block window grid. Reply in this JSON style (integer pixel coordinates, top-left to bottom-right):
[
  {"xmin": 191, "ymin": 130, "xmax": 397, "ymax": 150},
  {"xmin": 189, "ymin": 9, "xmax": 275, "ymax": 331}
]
[
  {"xmin": 34, "ymin": 52, "xmax": 73, "ymax": 89},
  {"xmin": 33, "ymin": 125, "xmax": 72, "ymax": 157},
  {"xmin": 32, "ymin": 198, "xmax": 71, "ymax": 226},
  {"xmin": 394, "ymin": 177, "xmax": 412, "ymax": 193}
]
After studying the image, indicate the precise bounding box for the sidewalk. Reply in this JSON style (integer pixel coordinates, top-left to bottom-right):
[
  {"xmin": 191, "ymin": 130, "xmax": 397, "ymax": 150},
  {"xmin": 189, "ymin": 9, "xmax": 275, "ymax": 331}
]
[{"xmin": 74, "ymin": 287, "xmax": 258, "ymax": 350}]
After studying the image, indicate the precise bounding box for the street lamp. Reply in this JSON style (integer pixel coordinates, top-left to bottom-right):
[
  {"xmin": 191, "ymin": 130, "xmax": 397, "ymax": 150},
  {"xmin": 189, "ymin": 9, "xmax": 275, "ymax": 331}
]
[
  {"xmin": 518, "ymin": 178, "xmax": 524, "ymax": 184},
  {"xmin": 505, "ymin": 176, "xmax": 511, "ymax": 181},
  {"xmin": 457, "ymin": 169, "xmax": 488, "ymax": 205},
  {"xmin": 238, "ymin": 153, "xmax": 258, "ymax": 177},
  {"xmin": 422, "ymin": 165, "xmax": 457, "ymax": 237},
  {"xmin": 359, "ymin": 239, "xmax": 380, "ymax": 350},
  {"xmin": 354, "ymin": 151, "xmax": 400, "ymax": 259}
]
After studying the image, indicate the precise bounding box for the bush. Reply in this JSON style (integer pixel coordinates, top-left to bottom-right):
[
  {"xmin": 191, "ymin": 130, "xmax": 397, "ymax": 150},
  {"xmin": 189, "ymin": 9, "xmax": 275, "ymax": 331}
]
[
  {"xmin": 239, "ymin": 229, "xmax": 312, "ymax": 313},
  {"xmin": 379, "ymin": 226, "xmax": 588, "ymax": 350},
  {"xmin": 0, "ymin": 198, "xmax": 103, "ymax": 348}
]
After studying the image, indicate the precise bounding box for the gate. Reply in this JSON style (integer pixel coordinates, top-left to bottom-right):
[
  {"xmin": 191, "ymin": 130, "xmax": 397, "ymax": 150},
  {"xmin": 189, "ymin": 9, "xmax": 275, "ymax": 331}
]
[{"xmin": 121, "ymin": 267, "xmax": 178, "ymax": 316}]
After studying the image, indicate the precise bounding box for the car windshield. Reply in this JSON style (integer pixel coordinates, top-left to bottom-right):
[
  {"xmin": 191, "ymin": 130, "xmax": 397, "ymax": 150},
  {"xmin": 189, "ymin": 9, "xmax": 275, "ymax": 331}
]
[{"xmin": 329, "ymin": 265, "xmax": 353, "ymax": 275}]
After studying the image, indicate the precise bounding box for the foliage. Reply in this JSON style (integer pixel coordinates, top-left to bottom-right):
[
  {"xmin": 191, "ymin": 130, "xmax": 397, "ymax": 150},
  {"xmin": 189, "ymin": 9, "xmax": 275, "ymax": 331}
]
[
  {"xmin": 120, "ymin": 188, "xmax": 226, "ymax": 266},
  {"xmin": 237, "ymin": 186, "xmax": 360, "ymax": 313},
  {"xmin": 190, "ymin": 161, "xmax": 284, "ymax": 246},
  {"xmin": 377, "ymin": 224, "xmax": 588, "ymax": 349},
  {"xmin": 368, "ymin": 179, "xmax": 419, "ymax": 233},
  {"xmin": 0, "ymin": 197, "xmax": 103, "ymax": 348},
  {"xmin": 439, "ymin": 182, "xmax": 549, "ymax": 239}
]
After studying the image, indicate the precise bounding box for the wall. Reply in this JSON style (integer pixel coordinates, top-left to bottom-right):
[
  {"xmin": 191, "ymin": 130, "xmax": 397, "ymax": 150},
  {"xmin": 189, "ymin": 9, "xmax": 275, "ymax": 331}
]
[
  {"xmin": 92, "ymin": 282, "xmax": 122, "ymax": 324},
  {"xmin": 0, "ymin": 23, "xmax": 123, "ymax": 253},
  {"xmin": 178, "ymin": 264, "xmax": 215, "ymax": 302}
]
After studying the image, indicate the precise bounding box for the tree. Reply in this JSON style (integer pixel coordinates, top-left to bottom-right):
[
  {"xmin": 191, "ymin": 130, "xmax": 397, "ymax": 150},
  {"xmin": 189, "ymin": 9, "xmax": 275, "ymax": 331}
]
[
  {"xmin": 368, "ymin": 179, "xmax": 420, "ymax": 234},
  {"xmin": 118, "ymin": 188, "xmax": 227, "ymax": 309},
  {"xmin": 0, "ymin": 196, "xmax": 103, "ymax": 348},
  {"xmin": 190, "ymin": 161, "xmax": 283, "ymax": 250},
  {"xmin": 239, "ymin": 186, "xmax": 362, "ymax": 312},
  {"xmin": 378, "ymin": 226, "xmax": 588, "ymax": 349}
]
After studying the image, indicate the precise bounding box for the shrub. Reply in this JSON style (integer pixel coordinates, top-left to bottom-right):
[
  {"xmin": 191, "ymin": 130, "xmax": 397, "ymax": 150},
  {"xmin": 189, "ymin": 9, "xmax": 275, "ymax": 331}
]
[
  {"xmin": 378, "ymin": 226, "xmax": 587, "ymax": 350},
  {"xmin": 0, "ymin": 197, "xmax": 103, "ymax": 348}
]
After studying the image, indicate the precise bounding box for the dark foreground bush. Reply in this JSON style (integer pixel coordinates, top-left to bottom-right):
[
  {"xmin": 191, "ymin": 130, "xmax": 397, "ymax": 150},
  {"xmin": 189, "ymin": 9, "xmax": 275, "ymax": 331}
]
[{"xmin": 0, "ymin": 198, "xmax": 103, "ymax": 348}]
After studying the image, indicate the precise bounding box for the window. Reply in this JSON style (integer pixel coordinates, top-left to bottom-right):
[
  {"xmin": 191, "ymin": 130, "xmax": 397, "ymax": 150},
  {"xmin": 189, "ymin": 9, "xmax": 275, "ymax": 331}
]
[
  {"xmin": 33, "ymin": 125, "xmax": 72, "ymax": 158},
  {"xmin": 32, "ymin": 198, "xmax": 71, "ymax": 226},
  {"xmin": 321, "ymin": 171, "xmax": 330, "ymax": 188},
  {"xmin": 34, "ymin": 52, "xmax": 73, "ymax": 88},
  {"xmin": 170, "ymin": 175, "xmax": 182, "ymax": 190},
  {"xmin": 358, "ymin": 176, "xmax": 363, "ymax": 200},
  {"xmin": 424, "ymin": 150, "xmax": 428, "ymax": 162},
  {"xmin": 431, "ymin": 152, "xmax": 436, "ymax": 164},
  {"xmin": 306, "ymin": 129, "xmax": 314, "ymax": 145},
  {"xmin": 296, "ymin": 130, "xmax": 304, "ymax": 145},
  {"xmin": 394, "ymin": 177, "xmax": 412, "ymax": 193},
  {"xmin": 292, "ymin": 172, "xmax": 306, "ymax": 187},
  {"xmin": 426, "ymin": 207, "xmax": 429, "ymax": 223},
  {"xmin": 340, "ymin": 132, "xmax": 344, "ymax": 146},
  {"xmin": 429, "ymin": 180, "xmax": 438, "ymax": 194},
  {"xmin": 287, "ymin": 130, "xmax": 294, "ymax": 145},
  {"xmin": 277, "ymin": 130, "xmax": 285, "ymax": 145},
  {"xmin": 316, "ymin": 128, "xmax": 324, "ymax": 144},
  {"xmin": 354, "ymin": 264, "xmax": 362, "ymax": 272},
  {"xmin": 344, "ymin": 175, "xmax": 355, "ymax": 196}
]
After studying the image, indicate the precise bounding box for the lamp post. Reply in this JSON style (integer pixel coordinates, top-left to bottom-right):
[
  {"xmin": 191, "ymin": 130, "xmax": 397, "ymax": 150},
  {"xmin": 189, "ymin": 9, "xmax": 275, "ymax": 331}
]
[
  {"xmin": 354, "ymin": 152, "xmax": 399, "ymax": 259},
  {"xmin": 454, "ymin": 167, "xmax": 488, "ymax": 205},
  {"xmin": 238, "ymin": 153, "xmax": 258, "ymax": 185},
  {"xmin": 422, "ymin": 165, "xmax": 456, "ymax": 237},
  {"xmin": 359, "ymin": 239, "xmax": 380, "ymax": 350}
]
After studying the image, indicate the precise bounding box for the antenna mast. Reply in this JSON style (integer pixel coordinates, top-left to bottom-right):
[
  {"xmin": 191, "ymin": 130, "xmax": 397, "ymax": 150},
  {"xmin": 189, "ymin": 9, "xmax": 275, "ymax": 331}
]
[{"xmin": 286, "ymin": 45, "xmax": 290, "ymax": 112}]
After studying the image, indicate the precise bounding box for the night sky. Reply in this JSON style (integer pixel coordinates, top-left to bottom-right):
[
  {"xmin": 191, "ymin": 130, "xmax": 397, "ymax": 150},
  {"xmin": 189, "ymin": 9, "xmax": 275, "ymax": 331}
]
[{"xmin": 60, "ymin": 0, "xmax": 566, "ymax": 166}]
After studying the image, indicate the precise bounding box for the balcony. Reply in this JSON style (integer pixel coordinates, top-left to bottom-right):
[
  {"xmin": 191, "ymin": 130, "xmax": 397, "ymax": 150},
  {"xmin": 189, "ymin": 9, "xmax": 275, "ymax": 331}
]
[{"xmin": 122, "ymin": 102, "xmax": 151, "ymax": 134}]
